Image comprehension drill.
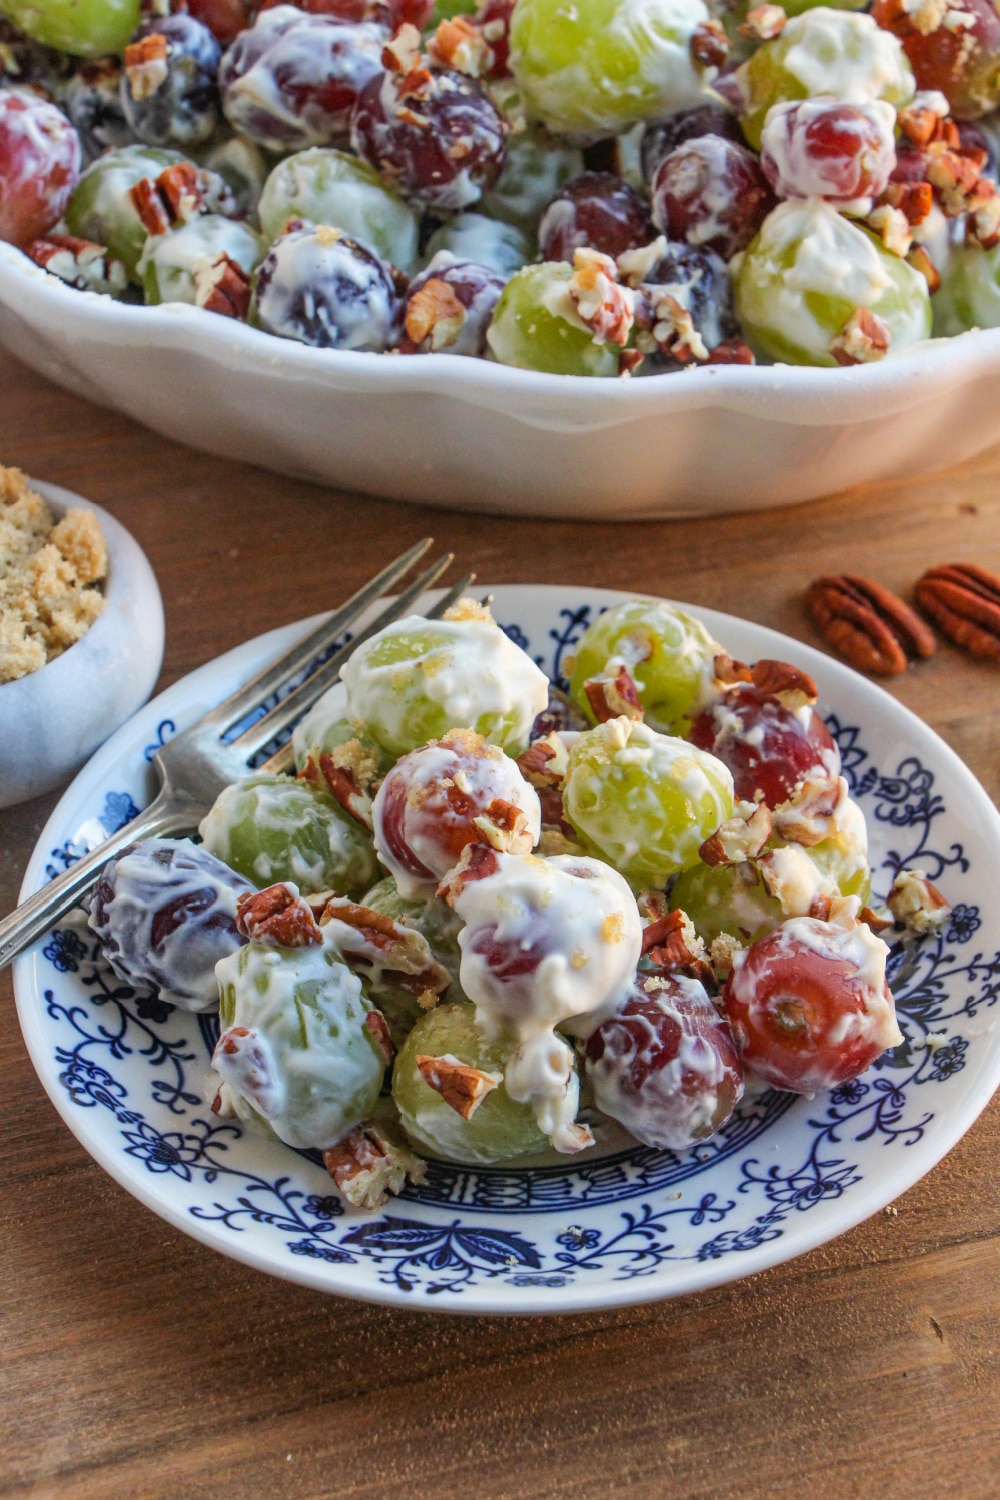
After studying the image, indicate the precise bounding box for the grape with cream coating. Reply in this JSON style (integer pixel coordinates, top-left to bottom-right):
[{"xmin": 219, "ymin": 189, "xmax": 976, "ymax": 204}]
[
  {"xmin": 290, "ymin": 694, "xmax": 392, "ymax": 777},
  {"xmin": 447, "ymin": 847, "xmax": 642, "ymax": 1150},
  {"xmin": 485, "ymin": 261, "xmax": 623, "ymax": 377},
  {"xmin": 509, "ymin": 0, "xmax": 717, "ymax": 137},
  {"xmin": 424, "ymin": 211, "xmax": 531, "ymax": 279},
  {"xmin": 735, "ymin": 8, "xmax": 915, "ymax": 149},
  {"xmin": 734, "ymin": 198, "xmax": 931, "ymax": 367},
  {"xmin": 563, "ymin": 717, "xmax": 734, "ymax": 888},
  {"xmin": 139, "ymin": 213, "xmax": 261, "ymax": 306},
  {"xmin": 257, "ymin": 147, "xmax": 419, "ymax": 272},
  {"xmin": 479, "ymin": 121, "xmax": 584, "ymax": 235},
  {"xmin": 933, "ymin": 239, "xmax": 1000, "ymax": 337},
  {"xmin": 198, "ymin": 772, "xmax": 378, "ymax": 895},
  {"xmin": 584, "ymin": 972, "xmax": 743, "ymax": 1150},
  {"xmin": 213, "ymin": 937, "xmax": 388, "ymax": 1149},
  {"xmin": 393, "ymin": 1003, "xmax": 549, "ymax": 1163},
  {"xmin": 372, "ymin": 727, "xmax": 541, "ymax": 897},
  {"xmin": 568, "ymin": 596, "xmax": 722, "ymax": 735},
  {"xmin": 340, "ymin": 604, "xmax": 549, "ymax": 759},
  {"xmin": 363, "ymin": 874, "xmax": 466, "ymax": 1036},
  {"xmin": 89, "ymin": 838, "xmax": 252, "ymax": 1012}
]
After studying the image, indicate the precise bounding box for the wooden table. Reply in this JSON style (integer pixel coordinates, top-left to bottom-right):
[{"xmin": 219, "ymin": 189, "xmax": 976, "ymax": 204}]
[{"xmin": 2, "ymin": 346, "xmax": 998, "ymax": 1500}]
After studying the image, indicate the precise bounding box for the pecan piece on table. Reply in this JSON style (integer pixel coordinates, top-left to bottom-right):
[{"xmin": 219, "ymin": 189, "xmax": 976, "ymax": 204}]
[
  {"xmin": 804, "ymin": 574, "xmax": 937, "ymax": 676},
  {"xmin": 914, "ymin": 563, "xmax": 1000, "ymax": 661}
]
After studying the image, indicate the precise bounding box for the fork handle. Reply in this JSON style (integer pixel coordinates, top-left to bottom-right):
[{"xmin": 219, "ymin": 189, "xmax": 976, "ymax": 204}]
[{"xmin": 0, "ymin": 791, "xmax": 199, "ymax": 973}]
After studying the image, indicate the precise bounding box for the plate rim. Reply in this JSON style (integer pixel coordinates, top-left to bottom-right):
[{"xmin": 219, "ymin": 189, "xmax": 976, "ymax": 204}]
[{"xmin": 13, "ymin": 583, "xmax": 1000, "ymax": 1315}]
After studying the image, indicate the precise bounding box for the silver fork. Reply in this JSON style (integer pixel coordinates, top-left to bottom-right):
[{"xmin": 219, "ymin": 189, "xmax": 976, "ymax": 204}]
[{"xmin": 0, "ymin": 541, "xmax": 473, "ymax": 972}]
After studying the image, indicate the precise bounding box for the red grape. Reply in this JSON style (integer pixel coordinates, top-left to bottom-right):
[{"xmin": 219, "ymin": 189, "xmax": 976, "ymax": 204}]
[
  {"xmin": 650, "ymin": 136, "xmax": 774, "ymax": 259},
  {"xmin": 538, "ymin": 170, "xmax": 655, "ymax": 263},
  {"xmin": 721, "ymin": 916, "xmax": 901, "ymax": 1093},
  {"xmin": 350, "ymin": 55, "xmax": 506, "ymax": 211},
  {"xmin": 872, "ymin": 0, "xmax": 1000, "ymax": 119},
  {"xmin": 372, "ymin": 727, "xmax": 540, "ymax": 892},
  {"xmin": 689, "ymin": 683, "xmax": 840, "ymax": 808},
  {"xmin": 760, "ymin": 99, "xmax": 897, "ymax": 204},
  {"xmin": 640, "ymin": 102, "xmax": 743, "ymax": 185},
  {"xmin": 0, "ymin": 87, "xmax": 80, "ymax": 248},
  {"xmin": 585, "ymin": 973, "xmax": 743, "ymax": 1150}
]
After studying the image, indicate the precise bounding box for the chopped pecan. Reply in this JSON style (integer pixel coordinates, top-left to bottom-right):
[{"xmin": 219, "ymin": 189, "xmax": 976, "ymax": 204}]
[
  {"xmin": 192, "ymin": 251, "xmax": 252, "ymax": 320},
  {"xmin": 129, "ymin": 175, "xmax": 171, "ymax": 236},
  {"xmin": 898, "ymin": 99, "xmax": 948, "ymax": 146},
  {"xmin": 886, "ymin": 868, "xmax": 950, "ymax": 933},
  {"xmin": 364, "ymin": 1009, "xmax": 395, "ymax": 1067},
  {"xmin": 25, "ymin": 234, "xmax": 127, "ymax": 296},
  {"xmin": 568, "ymin": 247, "xmax": 634, "ymax": 347},
  {"xmin": 830, "ymin": 307, "xmax": 891, "ymax": 366},
  {"xmin": 323, "ymin": 1120, "xmax": 427, "ymax": 1210},
  {"xmin": 415, "ymin": 1052, "xmax": 501, "ymax": 1118},
  {"xmin": 642, "ymin": 908, "xmax": 714, "ymax": 987},
  {"xmin": 320, "ymin": 897, "xmax": 451, "ymax": 994},
  {"xmin": 517, "ymin": 733, "xmax": 569, "ymax": 789},
  {"xmin": 236, "ymin": 883, "xmax": 323, "ymax": 947},
  {"xmin": 156, "ymin": 160, "xmax": 204, "ymax": 222},
  {"xmin": 438, "ymin": 842, "xmax": 500, "ymax": 905},
  {"xmin": 880, "ymin": 180, "xmax": 933, "ymax": 225},
  {"xmin": 915, "ymin": 563, "xmax": 1000, "ymax": 660},
  {"xmin": 771, "ymin": 774, "xmax": 845, "ymax": 848},
  {"xmin": 805, "ymin": 574, "xmax": 937, "ymax": 676},
  {"xmin": 706, "ymin": 338, "xmax": 755, "ymax": 365},
  {"xmin": 471, "ymin": 796, "xmax": 536, "ymax": 853},
  {"xmin": 427, "ymin": 15, "xmax": 493, "ymax": 75},
  {"xmin": 860, "ymin": 904, "xmax": 894, "ymax": 934},
  {"xmin": 866, "ymin": 203, "xmax": 912, "ymax": 258},
  {"xmin": 405, "ymin": 276, "xmax": 466, "ymax": 350},
  {"xmin": 382, "ymin": 22, "xmax": 422, "ymax": 72},
  {"xmin": 299, "ymin": 749, "xmax": 373, "ymax": 828},
  {"xmin": 740, "ymin": 2, "xmax": 786, "ymax": 38},
  {"xmin": 690, "ymin": 19, "xmax": 729, "ymax": 67},
  {"xmin": 906, "ymin": 243, "xmax": 940, "ymax": 293},
  {"xmin": 583, "ymin": 665, "xmax": 643, "ymax": 723},
  {"xmin": 750, "ymin": 658, "xmax": 817, "ymax": 707},
  {"xmin": 699, "ymin": 802, "xmax": 772, "ymax": 866},
  {"xmin": 926, "ymin": 144, "xmax": 986, "ymax": 214},
  {"xmin": 713, "ymin": 653, "xmax": 753, "ymax": 686},
  {"xmin": 967, "ymin": 184, "xmax": 1000, "ymax": 249},
  {"xmin": 124, "ymin": 31, "xmax": 168, "ymax": 99},
  {"xmin": 640, "ymin": 287, "xmax": 708, "ymax": 362}
]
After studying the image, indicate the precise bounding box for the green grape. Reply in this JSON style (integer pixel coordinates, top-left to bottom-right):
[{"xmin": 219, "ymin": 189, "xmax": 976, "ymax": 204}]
[
  {"xmin": 214, "ymin": 939, "xmax": 386, "ymax": 1150},
  {"xmin": 509, "ymin": 0, "xmax": 714, "ymax": 136},
  {"xmin": 257, "ymin": 149, "xmax": 420, "ymax": 273},
  {"xmin": 736, "ymin": 8, "xmax": 914, "ymax": 149},
  {"xmin": 809, "ymin": 831, "xmax": 871, "ymax": 904},
  {"xmin": 430, "ymin": 0, "xmax": 469, "ymax": 20},
  {"xmin": 932, "ymin": 240, "xmax": 1000, "ymax": 338},
  {"xmin": 671, "ymin": 860, "xmax": 784, "ymax": 944},
  {"xmin": 340, "ymin": 610, "xmax": 549, "ymax": 760},
  {"xmin": 360, "ymin": 876, "xmax": 466, "ymax": 1044},
  {"xmin": 198, "ymin": 134, "xmax": 270, "ymax": 220},
  {"xmin": 393, "ymin": 1004, "xmax": 549, "ymax": 1164},
  {"xmin": 479, "ymin": 123, "xmax": 585, "ymax": 235},
  {"xmin": 140, "ymin": 215, "xmax": 262, "ymax": 306},
  {"xmin": 734, "ymin": 199, "xmax": 931, "ymax": 367},
  {"xmin": 567, "ymin": 597, "xmax": 722, "ymax": 734},
  {"xmin": 198, "ymin": 773, "xmax": 378, "ymax": 896},
  {"xmin": 290, "ymin": 692, "xmax": 393, "ymax": 778},
  {"xmin": 563, "ymin": 718, "xmax": 734, "ymax": 888},
  {"xmin": 0, "ymin": 0, "xmax": 139, "ymax": 57},
  {"xmin": 424, "ymin": 213, "xmax": 532, "ymax": 280},
  {"xmin": 486, "ymin": 262, "xmax": 622, "ymax": 377},
  {"xmin": 65, "ymin": 145, "xmax": 187, "ymax": 281}
]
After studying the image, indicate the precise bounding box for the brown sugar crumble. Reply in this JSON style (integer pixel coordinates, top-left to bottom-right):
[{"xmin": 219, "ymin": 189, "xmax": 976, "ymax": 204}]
[{"xmin": 0, "ymin": 466, "xmax": 107, "ymax": 684}]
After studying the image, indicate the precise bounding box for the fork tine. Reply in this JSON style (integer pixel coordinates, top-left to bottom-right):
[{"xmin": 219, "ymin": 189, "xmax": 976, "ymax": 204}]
[
  {"xmin": 228, "ymin": 552, "xmax": 458, "ymax": 762},
  {"xmin": 193, "ymin": 537, "xmax": 433, "ymax": 738},
  {"xmin": 256, "ymin": 568, "xmax": 476, "ymax": 776}
]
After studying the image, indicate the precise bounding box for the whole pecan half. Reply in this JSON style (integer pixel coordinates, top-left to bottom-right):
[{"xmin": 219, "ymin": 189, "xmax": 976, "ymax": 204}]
[
  {"xmin": 914, "ymin": 563, "xmax": 1000, "ymax": 661},
  {"xmin": 805, "ymin": 574, "xmax": 937, "ymax": 676}
]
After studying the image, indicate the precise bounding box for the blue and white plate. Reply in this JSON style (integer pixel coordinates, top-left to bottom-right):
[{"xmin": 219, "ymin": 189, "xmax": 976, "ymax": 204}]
[{"xmin": 13, "ymin": 586, "xmax": 1000, "ymax": 1314}]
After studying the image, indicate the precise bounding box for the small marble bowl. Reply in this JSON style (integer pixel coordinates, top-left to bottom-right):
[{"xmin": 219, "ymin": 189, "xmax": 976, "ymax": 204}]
[{"xmin": 0, "ymin": 481, "xmax": 164, "ymax": 809}]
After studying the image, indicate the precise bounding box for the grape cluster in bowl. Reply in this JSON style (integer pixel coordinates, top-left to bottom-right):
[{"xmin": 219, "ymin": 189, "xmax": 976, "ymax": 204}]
[
  {"xmin": 85, "ymin": 596, "xmax": 947, "ymax": 1210},
  {"xmin": 4, "ymin": 0, "xmax": 1000, "ymax": 373}
]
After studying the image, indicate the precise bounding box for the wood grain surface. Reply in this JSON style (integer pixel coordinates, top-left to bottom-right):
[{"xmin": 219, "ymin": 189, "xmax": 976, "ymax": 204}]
[{"xmin": 1, "ymin": 347, "xmax": 998, "ymax": 1500}]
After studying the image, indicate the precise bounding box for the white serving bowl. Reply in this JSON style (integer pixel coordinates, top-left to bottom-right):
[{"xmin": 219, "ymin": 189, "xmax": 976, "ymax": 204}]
[
  {"xmin": 0, "ymin": 480, "xmax": 165, "ymax": 809},
  {"xmin": 2, "ymin": 242, "xmax": 999, "ymax": 519}
]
